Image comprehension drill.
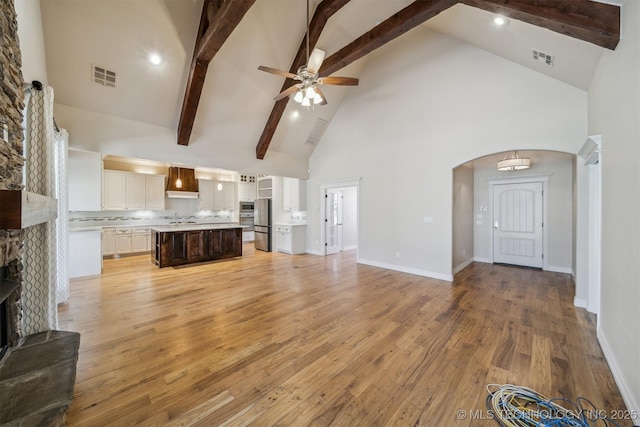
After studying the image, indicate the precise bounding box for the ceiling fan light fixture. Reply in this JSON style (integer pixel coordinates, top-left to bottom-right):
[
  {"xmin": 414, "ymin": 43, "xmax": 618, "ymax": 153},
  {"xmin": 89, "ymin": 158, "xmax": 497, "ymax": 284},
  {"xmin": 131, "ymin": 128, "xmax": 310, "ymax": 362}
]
[
  {"xmin": 312, "ymin": 89, "xmax": 323, "ymax": 104},
  {"xmin": 305, "ymin": 87, "xmax": 316, "ymax": 98},
  {"xmin": 497, "ymin": 151, "xmax": 531, "ymax": 171},
  {"xmin": 257, "ymin": 0, "xmax": 358, "ymax": 106}
]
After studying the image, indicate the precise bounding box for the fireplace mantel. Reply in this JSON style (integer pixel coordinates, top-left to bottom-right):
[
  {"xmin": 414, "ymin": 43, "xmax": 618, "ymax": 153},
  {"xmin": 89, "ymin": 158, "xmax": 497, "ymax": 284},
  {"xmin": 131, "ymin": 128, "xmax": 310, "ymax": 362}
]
[{"xmin": 0, "ymin": 190, "xmax": 57, "ymax": 230}]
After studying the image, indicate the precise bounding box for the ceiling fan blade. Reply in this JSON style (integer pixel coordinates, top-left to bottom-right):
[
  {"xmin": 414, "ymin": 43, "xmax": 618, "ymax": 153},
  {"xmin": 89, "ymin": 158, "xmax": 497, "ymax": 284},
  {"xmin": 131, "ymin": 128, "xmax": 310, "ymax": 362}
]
[
  {"xmin": 313, "ymin": 86, "xmax": 328, "ymax": 105},
  {"xmin": 319, "ymin": 76, "xmax": 359, "ymax": 86},
  {"xmin": 306, "ymin": 48, "xmax": 326, "ymax": 75},
  {"xmin": 273, "ymin": 84, "xmax": 301, "ymax": 101},
  {"xmin": 258, "ymin": 65, "xmax": 298, "ymax": 80}
]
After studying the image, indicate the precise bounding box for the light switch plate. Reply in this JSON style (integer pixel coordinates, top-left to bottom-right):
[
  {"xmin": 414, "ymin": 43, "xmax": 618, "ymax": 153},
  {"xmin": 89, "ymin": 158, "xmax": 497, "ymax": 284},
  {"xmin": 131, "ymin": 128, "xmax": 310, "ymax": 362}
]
[{"xmin": 423, "ymin": 217, "xmax": 433, "ymax": 224}]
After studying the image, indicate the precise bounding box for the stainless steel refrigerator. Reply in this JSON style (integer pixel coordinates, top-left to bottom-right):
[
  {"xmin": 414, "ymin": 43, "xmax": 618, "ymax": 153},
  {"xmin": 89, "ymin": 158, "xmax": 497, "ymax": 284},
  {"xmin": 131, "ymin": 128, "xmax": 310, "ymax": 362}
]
[{"xmin": 254, "ymin": 198, "xmax": 272, "ymax": 252}]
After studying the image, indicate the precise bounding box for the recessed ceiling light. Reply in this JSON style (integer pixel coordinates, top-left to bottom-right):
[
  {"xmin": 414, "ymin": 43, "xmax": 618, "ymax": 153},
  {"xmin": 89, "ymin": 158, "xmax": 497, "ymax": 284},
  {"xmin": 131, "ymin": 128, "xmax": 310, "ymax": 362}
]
[
  {"xmin": 494, "ymin": 16, "xmax": 507, "ymax": 26},
  {"xmin": 149, "ymin": 53, "xmax": 162, "ymax": 65},
  {"xmin": 291, "ymin": 110, "xmax": 300, "ymax": 119}
]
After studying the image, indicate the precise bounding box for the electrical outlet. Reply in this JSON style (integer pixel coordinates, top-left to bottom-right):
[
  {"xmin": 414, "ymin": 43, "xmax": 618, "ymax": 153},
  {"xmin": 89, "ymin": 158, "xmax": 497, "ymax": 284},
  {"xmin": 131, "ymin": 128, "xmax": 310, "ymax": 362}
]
[{"xmin": 396, "ymin": 251, "xmax": 401, "ymax": 258}]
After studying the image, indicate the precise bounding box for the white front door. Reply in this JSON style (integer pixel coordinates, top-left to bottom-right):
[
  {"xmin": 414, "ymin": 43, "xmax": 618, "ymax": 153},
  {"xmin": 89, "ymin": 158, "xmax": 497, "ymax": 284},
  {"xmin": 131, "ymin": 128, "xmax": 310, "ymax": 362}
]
[
  {"xmin": 325, "ymin": 189, "xmax": 343, "ymax": 255},
  {"xmin": 493, "ymin": 182, "xmax": 543, "ymax": 268}
]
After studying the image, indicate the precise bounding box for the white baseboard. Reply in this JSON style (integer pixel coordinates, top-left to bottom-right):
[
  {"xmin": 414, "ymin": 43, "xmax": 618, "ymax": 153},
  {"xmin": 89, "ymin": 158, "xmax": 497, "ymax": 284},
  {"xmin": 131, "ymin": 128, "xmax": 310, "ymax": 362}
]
[
  {"xmin": 474, "ymin": 257, "xmax": 492, "ymax": 264},
  {"xmin": 357, "ymin": 258, "xmax": 453, "ymax": 282},
  {"xmin": 306, "ymin": 249, "xmax": 323, "ymax": 256},
  {"xmin": 343, "ymin": 245, "xmax": 357, "ymax": 251},
  {"xmin": 573, "ymin": 297, "xmax": 587, "ymax": 309},
  {"xmin": 544, "ymin": 265, "xmax": 573, "ymax": 274},
  {"xmin": 453, "ymin": 258, "xmax": 474, "ymax": 275},
  {"xmin": 597, "ymin": 328, "xmax": 640, "ymax": 418}
]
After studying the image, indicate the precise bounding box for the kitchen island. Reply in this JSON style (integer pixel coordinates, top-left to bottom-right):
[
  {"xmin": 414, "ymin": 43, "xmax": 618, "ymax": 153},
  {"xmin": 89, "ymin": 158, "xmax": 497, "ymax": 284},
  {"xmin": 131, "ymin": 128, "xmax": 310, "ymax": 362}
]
[{"xmin": 151, "ymin": 223, "xmax": 243, "ymax": 268}]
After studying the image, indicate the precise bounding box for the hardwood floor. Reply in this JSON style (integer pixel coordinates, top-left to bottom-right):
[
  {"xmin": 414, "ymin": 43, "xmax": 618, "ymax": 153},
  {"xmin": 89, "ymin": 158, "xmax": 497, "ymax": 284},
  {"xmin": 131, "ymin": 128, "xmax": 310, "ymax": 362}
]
[{"xmin": 59, "ymin": 246, "xmax": 631, "ymax": 426}]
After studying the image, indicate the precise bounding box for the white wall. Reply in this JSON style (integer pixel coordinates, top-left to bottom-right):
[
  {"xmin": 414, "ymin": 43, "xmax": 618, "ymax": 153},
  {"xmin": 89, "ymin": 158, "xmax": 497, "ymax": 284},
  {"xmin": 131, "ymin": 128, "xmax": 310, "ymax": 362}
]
[
  {"xmin": 452, "ymin": 163, "xmax": 474, "ymax": 273},
  {"xmin": 308, "ymin": 26, "xmax": 587, "ymax": 281},
  {"xmin": 53, "ymin": 104, "xmax": 310, "ymax": 179},
  {"xmin": 15, "ymin": 0, "xmax": 48, "ymax": 84},
  {"xmin": 588, "ymin": 0, "xmax": 640, "ymax": 415},
  {"xmin": 473, "ymin": 151, "xmax": 574, "ymax": 273}
]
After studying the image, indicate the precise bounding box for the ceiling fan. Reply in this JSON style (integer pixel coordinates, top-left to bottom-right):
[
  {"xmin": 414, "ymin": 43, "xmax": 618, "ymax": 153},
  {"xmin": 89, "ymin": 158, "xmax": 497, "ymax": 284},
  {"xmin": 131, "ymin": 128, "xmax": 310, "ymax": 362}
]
[{"xmin": 258, "ymin": 0, "xmax": 359, "ymax": 107}]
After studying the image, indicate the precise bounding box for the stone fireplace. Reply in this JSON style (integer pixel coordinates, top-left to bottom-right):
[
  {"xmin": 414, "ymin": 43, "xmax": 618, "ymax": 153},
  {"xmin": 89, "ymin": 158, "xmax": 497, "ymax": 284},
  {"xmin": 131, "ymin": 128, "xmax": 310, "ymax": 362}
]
[
  {"xmin": 0, "ymin": 1, "xmax": 80, "ymax": 425},
  {"xmin": 0, "ymin": 0, "xmax": 26, "ymax": 352}
]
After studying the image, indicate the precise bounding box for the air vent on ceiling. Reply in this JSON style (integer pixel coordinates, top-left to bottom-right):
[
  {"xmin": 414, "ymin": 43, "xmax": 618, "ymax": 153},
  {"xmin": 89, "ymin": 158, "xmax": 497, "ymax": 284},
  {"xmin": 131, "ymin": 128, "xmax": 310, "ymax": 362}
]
[
  {"xmin": 92, "ymin": 64, "xmax": 117, "ymax": 87},
  {"xmin": 305, "ymin": 118, "xmax": 329, "ymax": 145},
  {"xmin": 532, "ymin": 49, "xmax": 554, "ymax": 66}
]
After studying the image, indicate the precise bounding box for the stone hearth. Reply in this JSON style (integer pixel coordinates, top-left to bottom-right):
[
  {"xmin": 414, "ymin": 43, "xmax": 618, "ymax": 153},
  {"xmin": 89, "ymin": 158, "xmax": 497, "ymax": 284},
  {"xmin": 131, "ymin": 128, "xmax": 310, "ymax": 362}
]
[{"xmin": 0, "ymin": 330, "xmax": 80, "ymax": 426}]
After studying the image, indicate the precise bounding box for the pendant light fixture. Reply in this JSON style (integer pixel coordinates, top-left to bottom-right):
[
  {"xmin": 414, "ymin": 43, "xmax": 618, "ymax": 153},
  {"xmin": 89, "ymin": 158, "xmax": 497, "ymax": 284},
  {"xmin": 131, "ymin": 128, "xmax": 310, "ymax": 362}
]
[
  {"xmin": 175, "ymin": 166, "xmax": 182, "ymax": 189},
  {"xmin": 497, "ymin": 151, "xmax": 531, "ymax": 171}
]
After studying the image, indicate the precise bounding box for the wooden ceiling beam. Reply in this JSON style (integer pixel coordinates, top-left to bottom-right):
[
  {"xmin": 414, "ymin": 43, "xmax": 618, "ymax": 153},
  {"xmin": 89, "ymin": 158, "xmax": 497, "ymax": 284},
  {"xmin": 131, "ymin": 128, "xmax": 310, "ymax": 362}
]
[
  {"xmin": 178, "ymin": 0, "xmax": 256, "ymax": 146},
  {"xmin": 255, "ymin": 0, "xmax": 619, "ymax": 159},
  {"xmin": 460, "ymin": 0, "xmax": 620, "ymax": 50},
  {"xmin": 255, "ymin": 0, "xmax": 351, "ymax": 160},
  {"xmin": 319, "ymin": 0, "xmax": 458, "ymax": 77}
]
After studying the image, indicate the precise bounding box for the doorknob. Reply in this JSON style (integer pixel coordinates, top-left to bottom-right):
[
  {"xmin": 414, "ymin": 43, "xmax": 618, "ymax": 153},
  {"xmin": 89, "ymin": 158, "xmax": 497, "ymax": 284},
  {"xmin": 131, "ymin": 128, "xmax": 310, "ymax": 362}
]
[{"xmin": 494, "ymin": 220, "xmax": 499, "ymax": 230}]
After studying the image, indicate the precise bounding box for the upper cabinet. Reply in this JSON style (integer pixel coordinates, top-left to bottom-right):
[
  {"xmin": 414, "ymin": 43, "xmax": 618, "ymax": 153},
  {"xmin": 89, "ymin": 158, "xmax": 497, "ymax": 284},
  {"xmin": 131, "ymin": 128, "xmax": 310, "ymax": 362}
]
[
  {"xmin": 282, "ymin": 177, "xmax": 307, "ymax": 211},
  {"xmin": 103, "ymin": 170, "xmax": 165, "ymax": 211},
  {"xmin": 213, "ymin": 181, "xmax": 236, "ymax": 211},
  {"xmin": 257, "ymin": 176, "xmax": 273, "ymax": 199},
  {"xmin": 145, "ymin": 175, "xmax": 166, "ymax": 210},
  {"xmin": 103, "ymin": 170, "xmax": 127, "ymax": 210},
  {"xmin": 125, "ymin": 173, "xmax": 145, "ymax": 210},
  {"xmin": 199, "ymin": 180, "xmax": 236, "ymax": 211},
  {"xmin": 238, "ymin": 174, "xmax": 256, "ymax": 202},
  {"xmin": 198, "ymin": 179, "xmax": 214, "ymax": 211},
  {"xmin": 68, "ymin": 149, "xmax": 102, "ymax": 211}
]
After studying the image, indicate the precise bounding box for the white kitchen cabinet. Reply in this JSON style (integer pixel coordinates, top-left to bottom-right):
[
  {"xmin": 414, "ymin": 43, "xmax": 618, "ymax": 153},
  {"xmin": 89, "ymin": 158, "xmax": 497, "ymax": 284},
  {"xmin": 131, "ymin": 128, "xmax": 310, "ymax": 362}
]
[
  {"xmin": 103, "ymin": 170, "xmax": 127, "ymax": 210},
  {"xmin": 115, "ymin": 227, "xmax": 132, "ymax": 254},
  {"xmin": 257, "ymin": 176, "xmax": 273, "ymax": 199},
  {"xmin": 69, "ymin": 230, "xmax": 102, "ymax": 278},
  {"xmin": 200, "ymin": 180, "xmax": 236, "ymax": 211},
  {"xmin": 103, "ymin": 170, "xmax": 166, "ymax": 211},
  {"xmin": 102, "ymin": 228, "xmax": 115, "ymax": 255},
  {"xmin": 126, "ymin": 173, "xmax": 146, "ymax": 210},
  {"xmin": 132, "ymin": 229, "xmax": 149, "ymax": 252},
  {"xmin": 68, "ymin": 149, "xmax": 102, "ymax": 211},
  {"xmin": 238, "ymin": 175, "xmax": 256, "ymax": 201},
  {"xmin": 145, "ymin": 175, "xmax": 165, "ymax": 210},
  {"xmin": 198, "ymin": 179, "xmax": 215, "ymax": 210},
  {"xmin": 242, "ymin": 231, "xmax": 255, "ymax": 242},
  {"xmin": 213, "ymin": 181, "xmax": 236, "ymax": 211},
  {"xmin": 282, "ymin": 177, "xmax": 307, "ymax": 211},
  {"xmin": 275, "ymin": 224, "xmax": 306, "ymax": 254}
]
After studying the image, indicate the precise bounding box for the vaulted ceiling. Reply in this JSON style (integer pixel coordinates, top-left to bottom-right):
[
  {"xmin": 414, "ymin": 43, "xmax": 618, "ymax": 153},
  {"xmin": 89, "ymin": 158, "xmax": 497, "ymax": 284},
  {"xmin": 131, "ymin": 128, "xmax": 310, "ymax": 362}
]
[{"xmin": 39, "ymin": 0, "xmax": 620, "ymax": 172}]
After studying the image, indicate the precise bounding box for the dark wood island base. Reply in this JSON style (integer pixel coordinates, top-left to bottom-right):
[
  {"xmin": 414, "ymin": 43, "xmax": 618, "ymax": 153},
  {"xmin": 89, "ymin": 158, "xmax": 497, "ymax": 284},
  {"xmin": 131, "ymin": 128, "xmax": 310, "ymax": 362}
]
[{"xmin": 151, "ymin": 224, "xmax": 243, "ymax": 268}]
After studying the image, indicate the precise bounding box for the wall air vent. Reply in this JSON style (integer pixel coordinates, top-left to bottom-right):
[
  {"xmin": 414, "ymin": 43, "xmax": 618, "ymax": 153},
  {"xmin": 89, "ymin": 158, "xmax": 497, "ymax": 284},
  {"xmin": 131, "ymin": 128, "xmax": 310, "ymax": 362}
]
[
  {"xmin": 532, "ymin": 49, "xmax": 554, "ymax": 66},
  {"xmin": 305, "ymin": 118, "xmax": 329, "ymax": 145},
  {"xmin": 92, "ymin": 64, "xmax": 117, "ymax": 87}
]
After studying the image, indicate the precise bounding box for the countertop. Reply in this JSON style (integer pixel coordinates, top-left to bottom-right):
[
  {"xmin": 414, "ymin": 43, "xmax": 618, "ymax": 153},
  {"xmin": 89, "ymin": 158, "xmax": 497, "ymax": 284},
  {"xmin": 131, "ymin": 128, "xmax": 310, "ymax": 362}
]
[
  {"xmin": 275, "ymin": 223, "xmax": 307, "ymax": 227},
  {"xmin": 150, "ymin": 223, "xmax": 245, "ymax": 232},
  {"xmin": 69, "ymin": 227, "xmax": 103, "ymax": 232}
]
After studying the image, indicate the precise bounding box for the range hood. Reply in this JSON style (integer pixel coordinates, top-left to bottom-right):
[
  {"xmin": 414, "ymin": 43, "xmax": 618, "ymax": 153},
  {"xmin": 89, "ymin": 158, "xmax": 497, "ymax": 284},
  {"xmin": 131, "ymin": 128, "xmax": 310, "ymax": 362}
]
[{"xmin": 166, "ymin": 167, "xmax": 199, "ymax": 199}]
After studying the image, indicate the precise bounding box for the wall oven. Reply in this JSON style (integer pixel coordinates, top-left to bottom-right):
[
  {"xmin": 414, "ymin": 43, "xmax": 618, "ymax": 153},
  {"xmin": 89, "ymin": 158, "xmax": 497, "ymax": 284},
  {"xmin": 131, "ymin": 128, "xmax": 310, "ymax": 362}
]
[
  {"xmin": 240, "ymin": 201, "xmax": 254, "ymax": 213},
  {"xmin": 239, "ymin": 202, "xmax": 254, "ymax": 231}
]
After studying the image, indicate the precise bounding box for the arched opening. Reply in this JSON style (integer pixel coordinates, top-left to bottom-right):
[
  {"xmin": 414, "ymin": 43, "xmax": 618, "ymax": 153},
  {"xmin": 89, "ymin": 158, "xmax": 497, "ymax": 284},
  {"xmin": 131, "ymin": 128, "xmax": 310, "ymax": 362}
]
[
  {"xmin": 452, "ymin": 145, "xmax": 601, "ymax": 315},
  {"xmin": 453, "ymin": 149, "xmax": 574, "ymax": 274}
]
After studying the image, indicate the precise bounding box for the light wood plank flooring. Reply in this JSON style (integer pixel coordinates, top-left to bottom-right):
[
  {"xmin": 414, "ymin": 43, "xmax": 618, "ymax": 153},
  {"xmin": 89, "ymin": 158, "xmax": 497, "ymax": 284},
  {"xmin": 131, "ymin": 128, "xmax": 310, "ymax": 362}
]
[{"xmin": 59, "ymin": 246, "xmax": 631, "ymax": 426}]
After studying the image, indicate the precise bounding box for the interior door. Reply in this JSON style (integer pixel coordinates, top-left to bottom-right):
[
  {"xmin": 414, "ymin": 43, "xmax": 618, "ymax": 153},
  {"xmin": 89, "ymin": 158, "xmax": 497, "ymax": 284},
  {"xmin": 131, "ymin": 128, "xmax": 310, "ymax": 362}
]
[
  {"xmin": 493, "ymin": 182, "xmax": 543, "ymax": 268},
  {"xmin": 325, "ymin": 189, "xmax": 343, "ymax": 255}
]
